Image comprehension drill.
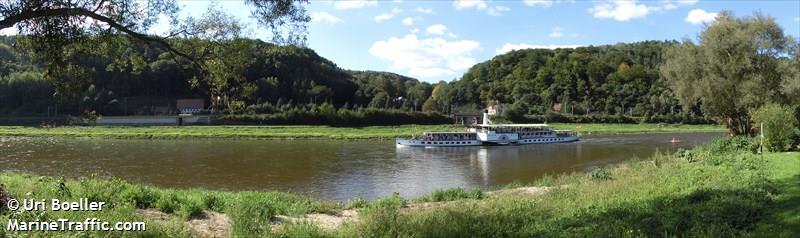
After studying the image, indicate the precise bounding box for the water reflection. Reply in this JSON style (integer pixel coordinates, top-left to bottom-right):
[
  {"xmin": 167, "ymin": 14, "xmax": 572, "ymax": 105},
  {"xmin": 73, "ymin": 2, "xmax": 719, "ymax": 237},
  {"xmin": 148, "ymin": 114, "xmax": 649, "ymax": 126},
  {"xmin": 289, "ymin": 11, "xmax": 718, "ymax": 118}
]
[{"xmin": 0, "ymin": 132, "xmax": 722, "ymax": 200}]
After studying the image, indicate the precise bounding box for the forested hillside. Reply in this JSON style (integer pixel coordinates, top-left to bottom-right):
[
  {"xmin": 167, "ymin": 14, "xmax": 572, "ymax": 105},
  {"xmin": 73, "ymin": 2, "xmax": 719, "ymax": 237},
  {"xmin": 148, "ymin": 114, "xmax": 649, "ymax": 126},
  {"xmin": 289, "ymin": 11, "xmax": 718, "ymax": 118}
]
[
  {"xmin": 0, "ymin": 36, "xmax": 433, "ymax": 117},
  {"xmin": 1, "ymin": 36, "xmax": 704, "ymax": 124},
  {"xmin": 424, "ymin": 41, "xmax": 701, "ymax": 123}
]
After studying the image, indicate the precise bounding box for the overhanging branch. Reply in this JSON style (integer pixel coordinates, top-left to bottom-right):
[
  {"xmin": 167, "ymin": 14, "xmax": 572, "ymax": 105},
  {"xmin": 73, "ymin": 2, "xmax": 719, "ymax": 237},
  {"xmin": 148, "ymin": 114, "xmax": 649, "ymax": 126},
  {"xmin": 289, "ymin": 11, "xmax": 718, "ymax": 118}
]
[{"xmin": 0, "ymin": 7, "xmax": 199, "ymax": 66}]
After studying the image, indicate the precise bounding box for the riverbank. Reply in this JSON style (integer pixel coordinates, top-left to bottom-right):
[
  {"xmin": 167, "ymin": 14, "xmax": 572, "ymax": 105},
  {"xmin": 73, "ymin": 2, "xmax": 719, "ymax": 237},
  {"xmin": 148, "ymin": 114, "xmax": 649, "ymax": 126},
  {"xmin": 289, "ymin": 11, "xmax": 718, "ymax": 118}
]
[
  {"xmin": 1, "ymin": 137, "xmax": 796, "ymax": 237},
  {"xmin": 0, "ymin": 123, "xmax": 725, "ymax": 140}
]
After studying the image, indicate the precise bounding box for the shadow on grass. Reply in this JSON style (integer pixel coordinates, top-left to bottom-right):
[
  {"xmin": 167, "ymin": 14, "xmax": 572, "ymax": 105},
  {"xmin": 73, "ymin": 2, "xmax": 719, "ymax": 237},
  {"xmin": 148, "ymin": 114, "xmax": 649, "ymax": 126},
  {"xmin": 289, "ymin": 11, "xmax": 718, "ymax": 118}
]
[
  {"xmin": 349, "ymin": 179, "xmax": 797, "ymax": 237},
  {"xmin": 549, "ymin": 178, "xmax": 798, "ymax": 237}
]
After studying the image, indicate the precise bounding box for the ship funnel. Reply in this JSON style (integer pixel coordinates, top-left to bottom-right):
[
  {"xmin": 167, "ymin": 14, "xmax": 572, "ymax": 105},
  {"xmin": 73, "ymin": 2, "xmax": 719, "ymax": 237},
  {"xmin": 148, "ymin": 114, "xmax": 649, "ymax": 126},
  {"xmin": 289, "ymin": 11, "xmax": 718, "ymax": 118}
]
[{"xmin": 482, "ymin": 110, "xmax": 489, "ymax": 126}]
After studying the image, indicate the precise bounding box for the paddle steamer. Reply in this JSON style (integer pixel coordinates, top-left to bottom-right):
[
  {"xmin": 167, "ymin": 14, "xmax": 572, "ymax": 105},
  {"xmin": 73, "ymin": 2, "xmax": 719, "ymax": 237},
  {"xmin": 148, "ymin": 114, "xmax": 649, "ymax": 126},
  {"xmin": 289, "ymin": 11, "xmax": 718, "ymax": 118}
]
[{"xmin": 396, "ymin": 112, "xmax": 579, "ymax": 147}]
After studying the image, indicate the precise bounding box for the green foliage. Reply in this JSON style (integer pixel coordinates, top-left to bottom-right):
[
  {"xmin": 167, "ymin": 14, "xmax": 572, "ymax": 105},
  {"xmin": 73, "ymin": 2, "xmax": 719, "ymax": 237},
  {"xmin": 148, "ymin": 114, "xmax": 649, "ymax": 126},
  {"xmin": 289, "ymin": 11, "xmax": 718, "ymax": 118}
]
[
  {"xmin": 415, "ymin": 188, "xmax": 484, "ymax": 203},
  {"xmin": 201, "ymin": 193, "xmax": 225, "ymax": 212},
  {"xmin": 345, "ymin": 197, "xmax": 368, "ymax": 210},
  {"xmin": 120, "ymin": 185, "xmax": 159, "ymax": 209},
  {"xmin": 675, "ymin": 148, "xmax": 694, "ymax": 162},
  {"xmin": 590, "ymin": 166, "xmax": 612, "ymax": 180},
  {"xmin": 230, "ymin": 194, "xmax": 275, "ymax": 237},
  {"xmin": 661, "ymin": 12, "xmax": 798, "ymax": 135},
  {"xmin": 179, "ymin": 199, "xmax": 205, "ymax": 220},
  {"xmin": 751, "ymin": 104, "xmax": 798, "ymax": 152},
  {"xmin": 703, "ymin": 136, "xmax": 757, "ymax": 154},
  {"xmin": 222, "ymin": 105, "xmax": 450, "ymax": 126},
  {"xmin": 365, "ymin": 192, "xmax": 407, "ymax": 212},
  {"xmin": 155, "ymin": 193, "xmax": 182, "ymax": 214}
]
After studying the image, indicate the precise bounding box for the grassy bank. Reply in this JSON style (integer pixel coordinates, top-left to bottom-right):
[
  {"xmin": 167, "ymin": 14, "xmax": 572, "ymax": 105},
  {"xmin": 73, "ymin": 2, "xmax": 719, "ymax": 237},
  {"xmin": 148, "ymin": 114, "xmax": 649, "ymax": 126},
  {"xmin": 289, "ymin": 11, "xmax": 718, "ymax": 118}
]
[
  {"xmin": 1, "ymin": 137, "xmax": 797, "ymax": 237},
  {"xmin": 0, "ymin": 123, "xmax": 725, "ymax": 140}
]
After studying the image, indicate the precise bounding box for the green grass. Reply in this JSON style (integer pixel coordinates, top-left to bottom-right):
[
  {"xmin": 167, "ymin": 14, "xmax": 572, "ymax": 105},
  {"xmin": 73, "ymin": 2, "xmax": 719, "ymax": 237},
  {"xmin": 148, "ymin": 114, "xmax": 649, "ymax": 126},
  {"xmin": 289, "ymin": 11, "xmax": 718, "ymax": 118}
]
[
  {"xmin": 0, "ymin": 123, "xmax": 725, "ymax": 140},
  {"xmin": 2, "ymin": 137, "xmax": 795, "ymax": 237}
]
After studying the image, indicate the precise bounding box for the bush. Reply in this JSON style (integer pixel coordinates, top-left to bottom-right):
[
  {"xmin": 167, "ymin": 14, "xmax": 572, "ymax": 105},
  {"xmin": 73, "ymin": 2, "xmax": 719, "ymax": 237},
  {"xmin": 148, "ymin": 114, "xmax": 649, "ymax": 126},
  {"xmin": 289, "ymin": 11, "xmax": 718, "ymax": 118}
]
[
  {"xmin": 179, "ymin": 199, "xmax": 205, "ymax": 220},
  {"xmin": 345, "ymin": 196, "xmax": 368, "ymax": 209},
  {"xmin": 201, "ymin": 194, "xmax": 225, "ymax": 212},
  {"xmin": 366, "ymin": 192, "xmax": 407, "ymax": 211},
  {"xmin": 751, "ymin": 104, "xmax": 799, "ymax": 152},
  {"xmin": 590, "ymin": 166, "xmax": 612, "ymax": 180},
  {"xmin": 704, "ymin": 136, "xmax": 756, "ymax": 153},
  {"xmin": 120, "ymin": 186, "xmax": 159, "ymax": 209},
  {"xmin": 415, "ymin": 188, "xmax": 484, "ymax": 203},
  {"xmin": 155, "ymin": 193, "xmax": 182, "ymax": 214},
  {"xmin": 230, "ymin": 194, "xmax": 275, "ymax": 237}
]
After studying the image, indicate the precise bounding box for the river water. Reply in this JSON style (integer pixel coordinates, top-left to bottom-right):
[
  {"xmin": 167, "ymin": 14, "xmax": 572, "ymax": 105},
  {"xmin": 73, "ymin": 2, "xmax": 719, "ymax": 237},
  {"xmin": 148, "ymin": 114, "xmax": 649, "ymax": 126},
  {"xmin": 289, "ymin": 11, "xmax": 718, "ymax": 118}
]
[{"xmin": 0, "ymin": 132, "xmax": 721, "ymax": 200}]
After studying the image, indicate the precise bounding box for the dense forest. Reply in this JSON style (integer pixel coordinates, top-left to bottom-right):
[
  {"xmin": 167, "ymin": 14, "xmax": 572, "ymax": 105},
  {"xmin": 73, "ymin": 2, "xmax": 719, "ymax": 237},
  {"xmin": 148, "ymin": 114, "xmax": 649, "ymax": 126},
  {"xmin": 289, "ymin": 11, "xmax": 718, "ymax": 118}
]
[
  {"xmin": 0, "ymin": 34, "xmax": 792, "ymax": 126},
  {"xmin": 0, "ymin": 36, "xmax": 703, "ymax": 124}
]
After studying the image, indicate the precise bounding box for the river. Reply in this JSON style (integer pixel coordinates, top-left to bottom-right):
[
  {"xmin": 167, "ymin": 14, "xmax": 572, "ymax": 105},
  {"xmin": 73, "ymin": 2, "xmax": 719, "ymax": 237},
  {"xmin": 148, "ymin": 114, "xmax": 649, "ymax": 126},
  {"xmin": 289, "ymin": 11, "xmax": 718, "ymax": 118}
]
[{"xmin": 0, "ymin": 132, "xmax": 721, "ymax": 200}]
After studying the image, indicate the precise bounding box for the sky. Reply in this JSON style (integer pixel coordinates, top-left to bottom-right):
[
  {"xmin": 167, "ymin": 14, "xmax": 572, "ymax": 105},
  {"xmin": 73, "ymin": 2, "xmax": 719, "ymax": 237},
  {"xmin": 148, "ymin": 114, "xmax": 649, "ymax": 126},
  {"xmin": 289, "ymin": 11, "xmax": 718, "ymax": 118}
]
[{"xmin": 2, "ymin": 0, "xmax": 799, "ymax": 83}]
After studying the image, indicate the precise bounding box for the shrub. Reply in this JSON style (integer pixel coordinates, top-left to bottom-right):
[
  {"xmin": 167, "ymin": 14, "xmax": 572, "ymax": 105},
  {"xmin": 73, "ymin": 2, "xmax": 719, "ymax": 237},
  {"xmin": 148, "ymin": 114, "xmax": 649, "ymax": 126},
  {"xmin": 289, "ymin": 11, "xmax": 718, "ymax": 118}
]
[
  {"xmin": 120, "ymin": 186, "xmax": 159, "ymax": 209},
  {"xmin": 704, "ymin": 136, "xmax": 756, "ymax": 153},
  {"xmin": 675, "ymin": 148, "xmax": 694, "ymax": 162},
  {"xmin": 179, "ymin": 199, "xmax": 205, "ymax": 220},
  {"xmin": 201, "ymin": 194, "xmax": 224, "ymax": 212},
  {"xmin": 415, "ymin": 188, "xmax": 483, "ymax": 203},
  {"xmin": 345, "ymin": 196, "xmax": 368, "ymax": 209},
  {"xmin": 590, "ymin": 166, "xmax": 612, "ymax": 180},
  {"xmin": 155, "ymin": 193, "xmax": 182, "ymax": 214},
  {"xmin": 366, "ymin": 192, "xmax": 407, "ymax": 211},
  {"xmin": 751, "ymin": 104, "xmax": 799, "ymax": 152},
  {"xmin": 230, "ymin": 194, "xmax": 275, "ymax": 237}
]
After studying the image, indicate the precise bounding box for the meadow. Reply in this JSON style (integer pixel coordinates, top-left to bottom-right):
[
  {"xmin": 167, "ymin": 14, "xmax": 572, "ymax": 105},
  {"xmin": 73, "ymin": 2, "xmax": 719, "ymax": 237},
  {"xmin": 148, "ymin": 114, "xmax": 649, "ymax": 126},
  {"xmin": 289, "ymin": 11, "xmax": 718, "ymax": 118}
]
[
  {"xmin": 0, "ymin": 123, "xmax": 725, "ymax": 140},
  {"xmin": 1, "ymin": 136, "xmax": 796, "ymax": 237}
]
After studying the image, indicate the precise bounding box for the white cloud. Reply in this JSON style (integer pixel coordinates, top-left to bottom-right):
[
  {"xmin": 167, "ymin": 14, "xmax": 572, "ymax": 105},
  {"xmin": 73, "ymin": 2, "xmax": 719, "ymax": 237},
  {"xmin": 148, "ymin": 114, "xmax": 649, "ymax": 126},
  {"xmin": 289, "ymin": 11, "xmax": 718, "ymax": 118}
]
[
  {"xmin": 401, "ymin": 17, "xmax": 414, "ymax": 26},
  {"xmin": 795, "ymin": 17, "xmax": 800, "ymax": 22},
  {"xmin": 369, "ymin": 34, "xmax": 481, "ymax": 80},
  {"xmin": 310, "ymin": 12, "xmax": 343, "ymax": 24},
  {"xmin": 410, "ymin": 28, "xmax": 420, "ymax": 34},
  {"xmin": 334, "ymin": 0, "xmax": 377, "ymax": 10},
  {"xmin": 448, "ymin": 32, "xmax": 459, "ymax": 38},
  {"xmin": 495, "ymin": 43, "xmax": 583, "ymax": 54},
  {"xmin": 374, "ymin": 8, "xmax": 401, "ymax": 22},
  {"xmin": 426, "ymin": 24, "xmax": 447, "ymax": 35},
  {"xmin": 416, "ymin": 7, "xmax": 434, "ymax": 14},
  {"xmin": 453, "ymin": 0, "xmax": 509, "ymax": 16},
  {"xmin": 524, "ymin": 0, "xmax": 554, "ymax": 7},
  {"xmin": 678, "ymin": 0, "xmax": 698, "ymax": 5},
  {"xmin": 453, "ymin": 0, "xmax": 488, "ymax": 10},
  {"xmin": 487, "ymin": 6, "xmax": 510, "ymax": 16},
  {"xmin": 548, "ymin": 27, "xmax": 563, "ymax": 38},
  {"xmin": 685, "ymin": 9, "xmax": 717, "ymax": 25},
  {"xmin": 589, "ymin": 0, "xmax": 650, "ymax": 21},
  {"xmin": 375, "ymin": 13, "xmax": 393, "ymax": 22}
]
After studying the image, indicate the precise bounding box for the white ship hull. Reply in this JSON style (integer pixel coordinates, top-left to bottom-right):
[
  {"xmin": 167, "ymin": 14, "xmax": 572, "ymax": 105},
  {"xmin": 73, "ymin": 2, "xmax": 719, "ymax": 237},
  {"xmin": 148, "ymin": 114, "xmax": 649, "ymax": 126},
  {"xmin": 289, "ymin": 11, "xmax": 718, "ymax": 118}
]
[{"xmin": 395, "ymin": 135, "xmax": 579, "ymax": 147}]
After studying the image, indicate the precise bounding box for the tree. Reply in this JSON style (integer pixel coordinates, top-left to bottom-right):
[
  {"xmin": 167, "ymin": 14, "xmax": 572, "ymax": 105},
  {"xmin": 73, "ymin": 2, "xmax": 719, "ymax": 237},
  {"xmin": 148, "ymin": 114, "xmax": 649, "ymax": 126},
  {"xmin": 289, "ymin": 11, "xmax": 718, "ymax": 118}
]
[
  {"xmin": 0, "ymin": 0, "xmax": 309, "ymax": 96},
  {"xmin": 660, "ymin": 11, "xmax": 797, "ymax": 135},
  {"xmin": 751, "ymin": 104, "xmax": 798, "ymax": 151}
]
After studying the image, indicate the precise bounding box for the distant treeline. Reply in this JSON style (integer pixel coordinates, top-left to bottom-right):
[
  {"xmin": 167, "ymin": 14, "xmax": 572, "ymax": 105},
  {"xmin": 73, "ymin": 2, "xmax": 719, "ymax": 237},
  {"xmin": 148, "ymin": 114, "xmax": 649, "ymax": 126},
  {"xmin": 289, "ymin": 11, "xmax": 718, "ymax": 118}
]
[{"xmin": 1, "ymin": 36, "xmax": 708, "ymax": 124}]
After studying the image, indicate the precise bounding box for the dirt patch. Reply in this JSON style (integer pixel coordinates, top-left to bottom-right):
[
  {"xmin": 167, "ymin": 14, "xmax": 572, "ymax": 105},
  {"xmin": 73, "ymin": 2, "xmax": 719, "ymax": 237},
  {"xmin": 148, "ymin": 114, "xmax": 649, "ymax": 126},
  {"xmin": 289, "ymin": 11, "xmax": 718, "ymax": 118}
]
[
  {"xmin": 188, "ymin": 212, "xmax": 231, "ymax": 238},
  {"xmin": 138, "ymin": 209, "xmax": 231, "ymax": 238},
  {"xmin": 271, "ymin": 210, "xmax": 358, "ymax": 232}
]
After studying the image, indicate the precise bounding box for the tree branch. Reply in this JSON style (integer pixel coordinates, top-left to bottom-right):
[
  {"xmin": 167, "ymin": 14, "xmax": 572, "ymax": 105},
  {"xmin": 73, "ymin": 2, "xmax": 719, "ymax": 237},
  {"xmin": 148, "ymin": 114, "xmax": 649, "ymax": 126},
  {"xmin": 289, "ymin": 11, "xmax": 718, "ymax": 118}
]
[{"xmin": 0, "ymin": 7, "xmax": 198, "ymax": 66}]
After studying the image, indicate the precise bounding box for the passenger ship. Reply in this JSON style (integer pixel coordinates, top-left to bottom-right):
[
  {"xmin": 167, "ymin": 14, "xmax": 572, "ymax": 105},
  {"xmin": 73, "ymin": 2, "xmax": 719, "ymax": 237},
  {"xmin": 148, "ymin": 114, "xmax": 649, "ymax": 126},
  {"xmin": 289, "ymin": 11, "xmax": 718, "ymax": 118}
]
[{"xmin": 396, "ymin": 112, "xmax": 579, "ymax": 147}]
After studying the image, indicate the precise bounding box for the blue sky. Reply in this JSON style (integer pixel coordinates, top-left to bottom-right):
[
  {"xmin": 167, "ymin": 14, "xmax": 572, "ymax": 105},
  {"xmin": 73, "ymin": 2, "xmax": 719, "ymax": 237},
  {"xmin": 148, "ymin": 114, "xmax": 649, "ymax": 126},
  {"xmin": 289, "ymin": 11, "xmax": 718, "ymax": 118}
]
[
  {"xmin": 300, "ymin": 0, "xmax": 800, "ymax": 82},
  {"xmin": 4, "ymin": 0, "xmax": 799, "ymax": 83}
]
